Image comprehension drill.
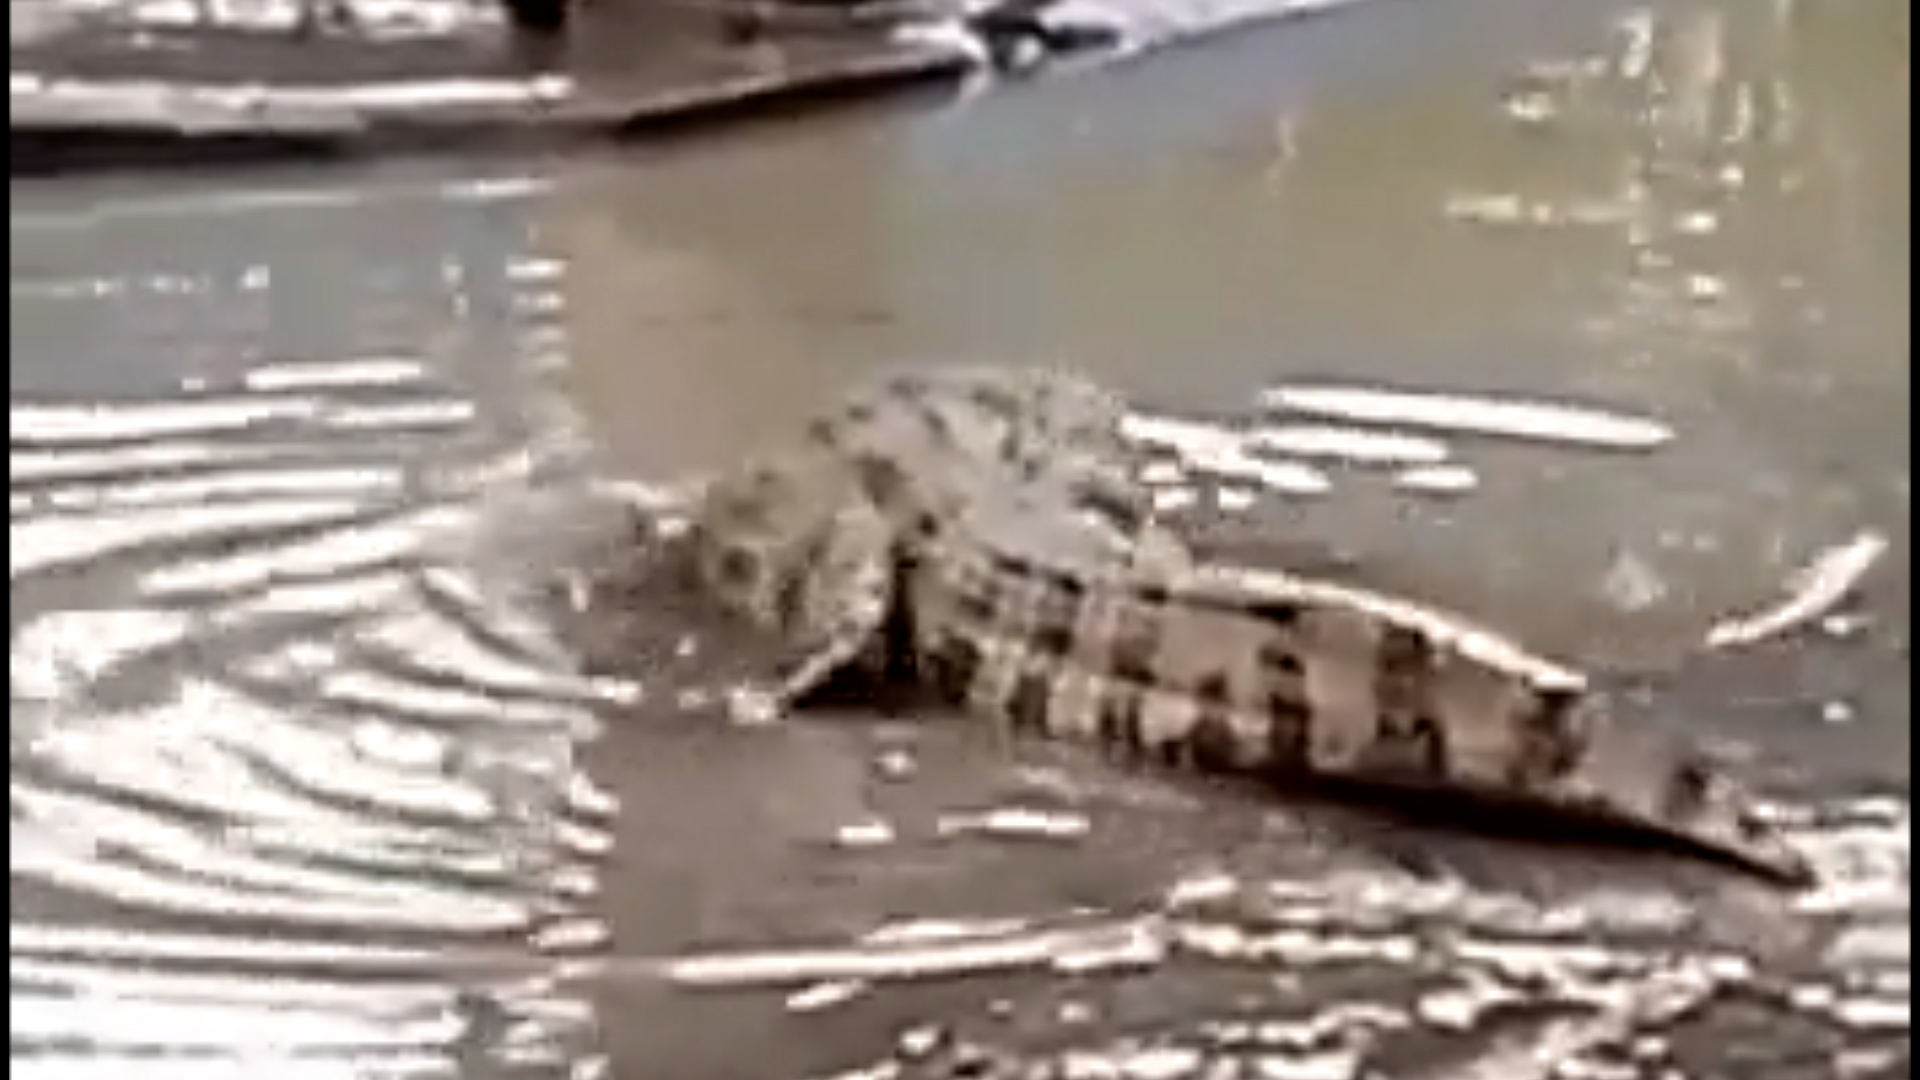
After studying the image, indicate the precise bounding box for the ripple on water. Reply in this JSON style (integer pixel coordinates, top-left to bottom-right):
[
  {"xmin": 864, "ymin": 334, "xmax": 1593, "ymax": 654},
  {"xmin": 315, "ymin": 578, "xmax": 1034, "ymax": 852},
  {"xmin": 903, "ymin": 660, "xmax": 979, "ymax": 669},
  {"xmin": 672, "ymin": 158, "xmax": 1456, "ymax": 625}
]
[
  {"xmin": 763, "ymin": 798, "xmax": 1907, "ymax": 1079},
  {"xmin": 11, "ymin": 178, "xmax": 618, "ymax": 1076}
]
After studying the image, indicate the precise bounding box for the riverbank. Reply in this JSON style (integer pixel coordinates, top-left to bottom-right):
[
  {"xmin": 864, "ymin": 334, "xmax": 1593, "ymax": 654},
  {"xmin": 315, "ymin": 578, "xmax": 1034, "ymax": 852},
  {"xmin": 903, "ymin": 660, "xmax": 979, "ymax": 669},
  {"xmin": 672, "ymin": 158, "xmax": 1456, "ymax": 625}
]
[{"xmin": 9, "ymin": 0, "xmax": 985, "ymax": 174}]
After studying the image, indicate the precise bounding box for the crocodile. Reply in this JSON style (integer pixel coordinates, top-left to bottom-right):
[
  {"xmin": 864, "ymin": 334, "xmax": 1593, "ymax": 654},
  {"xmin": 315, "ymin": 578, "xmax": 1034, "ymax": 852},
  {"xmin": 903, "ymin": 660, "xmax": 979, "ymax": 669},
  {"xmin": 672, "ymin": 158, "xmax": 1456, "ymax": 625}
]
[{"xmin": 666, "ymin": 365, "xmax": 1815, "ymax": 886}]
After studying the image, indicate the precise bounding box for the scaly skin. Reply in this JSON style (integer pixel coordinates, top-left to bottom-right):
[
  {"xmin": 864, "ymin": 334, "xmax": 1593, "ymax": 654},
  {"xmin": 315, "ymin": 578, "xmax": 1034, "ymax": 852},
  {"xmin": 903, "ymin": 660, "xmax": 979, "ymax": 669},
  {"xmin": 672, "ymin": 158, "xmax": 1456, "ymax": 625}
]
[
  {"xmin": 674, "ymin": 365, "xmax": 1814, "ymax": 886},
  {"xmin": 682, "ymin": 365, "xmax": 1187, "ymax": 698}
]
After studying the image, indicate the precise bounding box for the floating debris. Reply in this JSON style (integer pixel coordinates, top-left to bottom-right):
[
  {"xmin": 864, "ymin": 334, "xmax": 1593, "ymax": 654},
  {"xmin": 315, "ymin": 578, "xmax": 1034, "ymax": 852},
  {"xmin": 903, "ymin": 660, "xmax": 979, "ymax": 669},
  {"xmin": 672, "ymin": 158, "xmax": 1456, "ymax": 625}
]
[
  {"xmin": 786, "ymin": 980, "xmax": 870, "ymax": 1012},
  {"xmin": 873, "ymin": 747, "xmax": 918, "ymax": 780},
  {"xmin": 1121, "ymin": 413, "xmax": 1333, "ymax": 494},
  {"xmin": 1261, "ymin": 383, "xmax": 1674, "ymax": 450},
  {"xmin": 936, "ymin": 807, "xmax": 1091, "ymax": 840},
  {"xmin": 895, "ymin": 1024, "xmax": 947, "ymax": 1059},
  {"xmin": 834, "ymin": 820, "xmax": 898, "ymax": 848},
  {"xmin": 1250, "ymin": 423, "xmax": 1451, "ymax": 467},
  {"xmin": 1214, "ymin": 486, "xmax": 1261, "ymax": 512},
  {"xmin": 1244, "ymin": 459, "xmax": 1337, "ymax": 496},
  {"xmin": 1704, "ymin": 530, "xmax": 1890, "ymax": 649},
  {"xmin": 1392, "ymin": 464, "xmax": 1481, "ymax": 495}
]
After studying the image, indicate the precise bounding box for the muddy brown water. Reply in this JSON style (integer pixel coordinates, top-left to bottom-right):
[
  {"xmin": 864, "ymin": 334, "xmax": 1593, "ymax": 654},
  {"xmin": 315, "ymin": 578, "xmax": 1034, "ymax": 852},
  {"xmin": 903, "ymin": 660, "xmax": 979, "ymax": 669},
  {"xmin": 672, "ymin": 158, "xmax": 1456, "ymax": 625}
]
[{"xmin": 9, "ymin": 1, "xmax": 1909, "ymax": 1078}]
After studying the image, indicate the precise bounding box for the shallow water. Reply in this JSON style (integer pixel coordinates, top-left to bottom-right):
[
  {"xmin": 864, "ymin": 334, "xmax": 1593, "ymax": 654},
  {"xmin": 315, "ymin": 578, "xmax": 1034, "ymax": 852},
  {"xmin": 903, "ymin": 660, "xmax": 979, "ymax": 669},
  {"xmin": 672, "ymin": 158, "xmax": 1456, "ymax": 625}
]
[{"xmin": 9, "ymin": 1, "xmax": 1909, "ymax": 1078}]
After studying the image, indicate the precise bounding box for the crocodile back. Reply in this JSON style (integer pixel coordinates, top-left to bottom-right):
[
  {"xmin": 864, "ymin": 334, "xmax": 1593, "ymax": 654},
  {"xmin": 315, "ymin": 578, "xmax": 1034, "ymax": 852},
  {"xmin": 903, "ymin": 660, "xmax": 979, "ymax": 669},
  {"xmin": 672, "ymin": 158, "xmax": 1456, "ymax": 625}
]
[
  {"xmin": 906, "ymin": 541, "xmax": 1811, "ymax": 884},
  {"xmin": 684, "ymin": 364, "xmax": 1179, "ymax": 637}
]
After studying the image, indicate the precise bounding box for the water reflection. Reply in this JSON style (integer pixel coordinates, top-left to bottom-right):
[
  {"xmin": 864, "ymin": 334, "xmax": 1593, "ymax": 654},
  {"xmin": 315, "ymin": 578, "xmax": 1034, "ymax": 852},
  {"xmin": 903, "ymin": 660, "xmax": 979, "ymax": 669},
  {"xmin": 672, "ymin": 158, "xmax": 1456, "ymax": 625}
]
[{"xmin": 9, "ymin": 1, "xmax": 1911, "ymax": 1078}]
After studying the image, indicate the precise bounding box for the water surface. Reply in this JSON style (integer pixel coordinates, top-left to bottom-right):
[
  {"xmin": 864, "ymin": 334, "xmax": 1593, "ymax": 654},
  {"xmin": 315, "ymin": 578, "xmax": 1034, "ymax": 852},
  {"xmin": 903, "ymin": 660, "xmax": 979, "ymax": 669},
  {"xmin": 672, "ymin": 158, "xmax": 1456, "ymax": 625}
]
[{"xmin": 9, "ymin": 1, "xmax": 1909, "ymax": 1077}]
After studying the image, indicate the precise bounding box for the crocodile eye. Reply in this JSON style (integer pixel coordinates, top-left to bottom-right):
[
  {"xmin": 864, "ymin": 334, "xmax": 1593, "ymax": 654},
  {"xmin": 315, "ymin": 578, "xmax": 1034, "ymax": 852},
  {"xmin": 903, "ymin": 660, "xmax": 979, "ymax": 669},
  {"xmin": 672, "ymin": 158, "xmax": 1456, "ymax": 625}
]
[{"xmin": 713, "ymin": 545, "xmax": 760, "ymax": 591}]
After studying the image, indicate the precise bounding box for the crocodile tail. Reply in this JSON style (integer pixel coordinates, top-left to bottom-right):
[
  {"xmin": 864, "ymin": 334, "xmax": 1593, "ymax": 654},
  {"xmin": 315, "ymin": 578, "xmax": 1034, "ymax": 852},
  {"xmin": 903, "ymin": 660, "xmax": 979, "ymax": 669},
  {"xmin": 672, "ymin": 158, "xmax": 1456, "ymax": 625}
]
[
  {"xmin": 1160, "ymin": 563, "xmax": 1815, "ymax": 885},
  {"xmin": 1516, "ymin": 715, "xmax": 1815, "ymax": 885}
]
